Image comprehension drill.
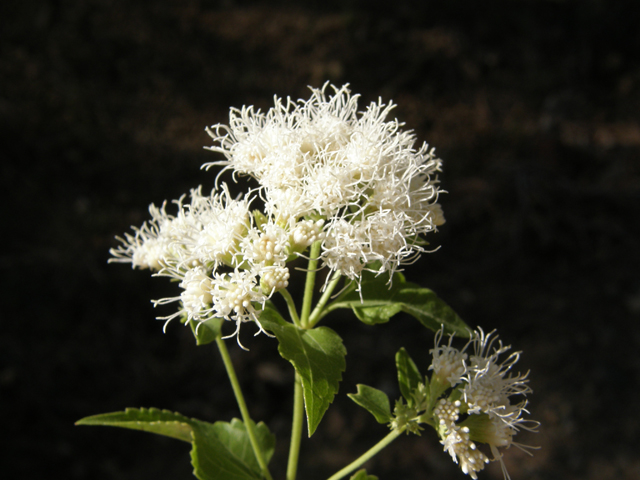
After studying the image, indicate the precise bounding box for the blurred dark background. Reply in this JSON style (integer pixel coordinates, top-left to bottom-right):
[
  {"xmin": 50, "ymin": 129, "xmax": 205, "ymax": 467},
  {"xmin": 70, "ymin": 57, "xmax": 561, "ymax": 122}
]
[{"xmin": 2, "ymin": 0, "xmax": 640, "ymax": 479}]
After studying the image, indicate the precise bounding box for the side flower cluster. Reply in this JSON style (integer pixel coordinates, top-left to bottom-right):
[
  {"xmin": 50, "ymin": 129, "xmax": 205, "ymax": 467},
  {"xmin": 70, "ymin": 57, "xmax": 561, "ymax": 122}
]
[
  {"xmin": 428, "ymin": 329, "xmax": 538, "ymax": 480},
  {"xmin": 110, "ymin": 84, "xmax": 445, "ymax": 339}
]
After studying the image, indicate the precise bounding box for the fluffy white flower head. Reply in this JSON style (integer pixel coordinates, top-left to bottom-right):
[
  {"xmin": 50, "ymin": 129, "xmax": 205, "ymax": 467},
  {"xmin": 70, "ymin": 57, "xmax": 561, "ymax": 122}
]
[
  {"xmin": 205, "ymin": 83, "xmax": 445, "ymax": 285},
  {"xmin": 110, "ymin": 84, "xmax": 447, "ymax": 342}
]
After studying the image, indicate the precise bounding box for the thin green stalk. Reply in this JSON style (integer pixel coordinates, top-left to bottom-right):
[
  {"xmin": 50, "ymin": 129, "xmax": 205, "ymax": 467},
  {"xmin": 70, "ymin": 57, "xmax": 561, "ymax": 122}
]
[
  {"xmin": 307, "ymin": 270, "xmax": 342, "ymax": 328},
  {"xmin": 300, "ymin": 240, "xmax": 321, "ymax": 328},
  {"xmin": 286, "ymin": 372, "xmax": 305, "ymax": 480},
  {"xmin": 215, "ymin": 336, "xmax": 273, "ymax": 480},
  {"xmin": 279, "ymin": 288, "xmax": 301, "ymax": 327},
  {"xmin": 285, "ymin": 240, "xmax": 322, "ymax": 479},
  {"xmin": 325, "ymin": 428, "xmax": 404, "ymax": 480}
]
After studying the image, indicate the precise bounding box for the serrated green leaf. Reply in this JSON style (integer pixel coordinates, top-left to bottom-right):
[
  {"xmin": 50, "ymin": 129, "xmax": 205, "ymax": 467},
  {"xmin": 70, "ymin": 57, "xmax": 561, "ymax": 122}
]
[
  {"xmin": 347, "ymin": 384, "xmax": 392, "ymax": 424},
  {"xmin": 76, "ymin": 407, "xmax": 194, "ymax": 442},
  {"xmin": 191, "ymin": 419, "xmax": 275, "ymax": 480},
  {"xmin": 77, "ymin": 409, "xmax": 275, "ymax": 480},
  {"xmin": 395, "ymin": 348, "xmax": 424, "ymax": 406},
  {"xmin": 350, "ymin": 469, "xmax": 379, "ymax": 480},
  {"xmin": 260, "ymin": 317, "xmax": 346, "ymax": 436},
  {"xmin": 327, "ymin": 271, "xmax": 470, "ymax": 337},
  {"xmin": 190, "ymin": 317, "xmax": 225, "ymax": 346}
]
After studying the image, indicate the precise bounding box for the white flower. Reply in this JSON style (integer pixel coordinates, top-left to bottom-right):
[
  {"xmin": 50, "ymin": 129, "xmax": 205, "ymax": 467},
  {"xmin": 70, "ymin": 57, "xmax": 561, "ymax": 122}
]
[
  {"xmin": 151, "ymin": 266, "xmax": 215, "ymax": 329},
  {"xmin": 427, "ymin": 328, "xmax": 538, "ymax": 480},
  {"xmin": 210, "ymin": 268, "xmax": 268, "ymax": 335},
  {"xmin": 290, "ymin": 218, "xmax": 325, "ymax": 250},
  {"xmin": 433, "ymin": 398, "xmax": 462, "ymax": 431},
  {"xmin": 322, "ymin": 218, "xmax": 367, "ymax": 281},
  {"xmin": 429, "ymin": 328, "xmax": 470, "ymax": 387},
  {"xmin": 185, "ymin": 185, "xmax": 252, "ymax": 268},
  {"xmin": 259, "ymin": 265, "xmax": 290, "ymax": 294},
  {"xmin": 240, "ymin": 220, "xmax": 289, "ymax": 268},
  {"xmin": 441, "ymin": 425, "xmax": 490, "ymax": 480},
  {"xmin": 205, "ymin": 83, "xmax": 445, "ymax": 283},
  {"xmin": 109, "ymin": 201, "xmax": 177, "ymax": 271},
  {"xmin": 462, "ymin": 329, "xmax": 532, "ymax": 417}
]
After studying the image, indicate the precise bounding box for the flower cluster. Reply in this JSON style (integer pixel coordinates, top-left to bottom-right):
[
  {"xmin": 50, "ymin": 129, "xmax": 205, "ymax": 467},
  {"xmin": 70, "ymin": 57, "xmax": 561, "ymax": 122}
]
[
  {"xmin": 110, "ymin": 84, "xmax": 444, "ymax": 338},
  {"xmin": 428, "ymin": 329, "xmax": 538, "ymax": 480}
]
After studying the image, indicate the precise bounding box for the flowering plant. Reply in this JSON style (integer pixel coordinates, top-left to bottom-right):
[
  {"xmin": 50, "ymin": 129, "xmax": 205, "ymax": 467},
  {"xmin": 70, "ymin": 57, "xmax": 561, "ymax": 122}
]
[{"xmin": 77, "ymin": 84, "xmax": 537, "ymax": 480}]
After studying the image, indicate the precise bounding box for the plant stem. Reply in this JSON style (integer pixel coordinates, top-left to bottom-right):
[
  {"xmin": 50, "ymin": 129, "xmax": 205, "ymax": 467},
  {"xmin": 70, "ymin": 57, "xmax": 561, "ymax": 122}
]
[
  {"xmin": 215, "ymin": 336, "xmax": 273, "ymax": 480},
  {"xmin": 285, "ymin": 240, "xmax": 322, "ymax": 479},
  {"xmin": 286, "ymin": 371, "xmax": 305, "ymax": 480},
  {"xmin": 280, "ymin": 288, "xmax": 301, "ymax": 327},
  {"xmin": 308, "ymin": 270, "xmax": 342, "ymax": 328},
  {"xmin": 325, "ymin": 428, "xmax": 404, "ymax": 480},
  {"xmin": 300, "ymin": 240, "xmax": 321, "ymax": 328}
]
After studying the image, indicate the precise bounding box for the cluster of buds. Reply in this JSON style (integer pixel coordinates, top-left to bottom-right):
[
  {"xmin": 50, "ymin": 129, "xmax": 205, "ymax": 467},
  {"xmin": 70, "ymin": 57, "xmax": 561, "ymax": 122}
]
[
  {"xmin": 390, "ymin": 329, "xmax": 538, "ymax": 480},
  {"xmin": 110, "ymin": 84, "xmax": 445, "ymax": 339}
]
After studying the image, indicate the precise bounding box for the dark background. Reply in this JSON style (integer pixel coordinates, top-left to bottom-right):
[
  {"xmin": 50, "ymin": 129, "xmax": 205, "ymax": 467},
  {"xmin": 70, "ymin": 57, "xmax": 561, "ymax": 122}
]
[{"xmin": 2, "ymin": 1, "xmax": 640, "ymax": 479}]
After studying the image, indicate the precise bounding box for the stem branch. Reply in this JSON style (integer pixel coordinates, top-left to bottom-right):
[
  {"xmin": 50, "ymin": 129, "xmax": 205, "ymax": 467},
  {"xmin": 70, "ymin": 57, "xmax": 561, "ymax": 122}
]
[
  {"xmin": 280, "ymin": 288, "xmax": 301, "ymax": 327},
  {"xmin": 300, "ymin": 241, "xmax": 321, "ymax": 328},
  {"xmin": 308, "ymin": 270, "xmax": 342, "ymax": 328},
  {"xmin": 326, "ymin": 428, "xmax": 404, "ymax": 480}
]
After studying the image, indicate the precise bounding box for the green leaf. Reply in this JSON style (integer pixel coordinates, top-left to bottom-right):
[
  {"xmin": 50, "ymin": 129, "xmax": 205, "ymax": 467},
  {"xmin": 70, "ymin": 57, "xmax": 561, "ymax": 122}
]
[
  {"xmin": 347, "ymin": 384, "xmax": 392, "ymax": 424},
  {"xmin": 76, "ymin": 407, "xmax": 195, "ymax": 442},
  {"xmin": 191, "ymin": 418, "xmax": 275, "ymax": 480},
  {"xmin": 395, "ymin": 348, "xmax": 424, "ymax": 406},
  {"xmin": 393, "ymin": 286, "xmax": 470, "ymax": 337},
  {"xmin": 260, "ymin": 316, "xmax": 346, "ymax": 436},
  {"xmin": 350, "ymin": 469, "xmax": 379, "ymax": 480},
  {"xmin": 190, "ymin": 317, "xmax": 225, "ymax": 346},
  {"xmin": 329, "ymin": 270, "xmax": 405, "ymax": 325},
  {"xmin": 328, "ymin": 270, "xmax": 470, "ymax": 337},
  {"xmin": 77, "ymin": 409, "xmax": 275, "ymax": 480}
]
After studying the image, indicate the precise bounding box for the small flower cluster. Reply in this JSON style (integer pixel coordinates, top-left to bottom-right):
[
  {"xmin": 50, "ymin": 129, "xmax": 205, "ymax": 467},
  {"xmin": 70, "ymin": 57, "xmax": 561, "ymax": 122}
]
[
  {"xmin": 429, "ymin": 329, "xmax": 537, "ymax": 480},
  {"xmin": 110, "ymin": 84, "xmax": 444, "ymax": 338}
]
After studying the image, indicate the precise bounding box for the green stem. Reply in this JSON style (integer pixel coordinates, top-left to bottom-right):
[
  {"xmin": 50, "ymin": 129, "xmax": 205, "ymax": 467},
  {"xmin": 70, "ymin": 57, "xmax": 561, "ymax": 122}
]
[
  {"xmin": 307, "ymin": 270, "xmax": 342, "ymax": 328},
  {"xmin": 285, "ymin": 240, "xmax": 322, "ymax": 478},
  {"xmin": 286, "ymin": 372, "xmax": 305, "ymax": 480},
  {"xmin": 326, "ymin": 428, "xmax": 404, "ymax": 480},
  {"xmin": 215, "ymin": 336, "xmax": 273, "ymax": 480},
  {"xmin": 300, "ymin": 241, "xmax": 321, "ymax": 328},
  {"xmin": 280, "ymin": 288, "xmax": 301, "ymax": 327}
]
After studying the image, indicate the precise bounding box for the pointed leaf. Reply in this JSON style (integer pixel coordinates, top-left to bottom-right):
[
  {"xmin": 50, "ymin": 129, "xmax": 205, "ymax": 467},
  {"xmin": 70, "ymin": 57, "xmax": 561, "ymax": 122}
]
[
  {"xmin": 350, "ymin": 469, "xmax": 379, "ymax": 480},
  {"xmin": 328, "ymin": 271, "xmax": 470, "ymax": 337},
  {"xmin": 260, "ymin": 317, "xmax": 346, "ymax": 436},
  {"xmin": 329, "ymin": 270, "xmax": 406, "ymax": 324},
  {"xmin": 76, "ymin": 407, "xmax": 194, "ymax": 442},
  {"xmin": 347, "ymin": 384, "xmax": 392, "ymax": 424},
  {"xmin": 77, "ymin": 409, "xmax": 275, "ymax": 480},
  {"xmin": 395, "ymin": 348, "xmax": 423, "ymax": 406},
  {"xmin": 393, "ymin": 286, "xmax": 470, "ymax": 337}
]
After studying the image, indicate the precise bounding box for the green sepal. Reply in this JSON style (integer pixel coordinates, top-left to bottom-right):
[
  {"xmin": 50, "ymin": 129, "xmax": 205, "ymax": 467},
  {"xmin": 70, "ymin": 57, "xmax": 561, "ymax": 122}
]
[
  {"xmin": 253, "ymin": 209, "xmax": 268, "ymax": 230},
  {"xmin": 260, "ymin": 307, "xmax": 347, "ymax": 436},
  {"xmin": 189, "ymin": 317, "xmax": 225, "ymax": 346},
  {"xmin": 76, "ymin": 408, "xmax": 275, "ymax": 480},
  {"xmin": 347, "ymin": 384, "xmax": 393, "ymax": 424},
  {"xmin": 328, "ymin": 269, "xmax": 470, "ymax": 337},
  {"xmin": 395, "ymin": 348, "xmax": 425, "ymax": 407},
  {"xmin": 350, "ymin": 469, "xmax": 379, "ymax": 480}
]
